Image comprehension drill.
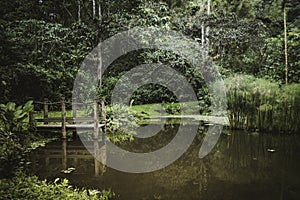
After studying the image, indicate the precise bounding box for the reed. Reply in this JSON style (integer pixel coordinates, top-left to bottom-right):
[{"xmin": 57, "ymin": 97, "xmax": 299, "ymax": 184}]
[{"xmin": 224, "ymin": 75, "xmax": 300, "ymax": 133}]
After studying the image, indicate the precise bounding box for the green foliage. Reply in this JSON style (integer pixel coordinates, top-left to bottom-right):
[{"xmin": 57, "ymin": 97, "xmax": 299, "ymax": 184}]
[
  {"xmin": 105, "ymin": 104, "xmax": 138, "ymax": 143},
  {"xmin": 174, "ymin": 0, "xmax": 299, "ymax": 83},
  {"xmin": 225, "ymin": 75, "xmax": 300, "ymax": 133},
  {"xmin": 0, "ymin": 174, "xmax": 113, "ymax": 200},
  {"xmin": 0, "ymin": 101, "xmax": 33, "ymax": 136},
  {"xmin": 0, "ymin": 0, "xmax": 299, "ymax": 135},
  {"xmin": 1, "ymin": 0, "xmax": 299, "ymax": 104},
  {"xmin": 0, "ymin": 101, "xmax": 35, "ymax": 177},
  {"xmin": 262, "ymin": 27, "xmax": 300, "ymax": 83},
  {"xmin": 1, "ymin": 19, "xmax": 97, "ymax": 103},
  {"xmin": 163, "ymin": 102, "xmax": 181, "ymax": 114}
]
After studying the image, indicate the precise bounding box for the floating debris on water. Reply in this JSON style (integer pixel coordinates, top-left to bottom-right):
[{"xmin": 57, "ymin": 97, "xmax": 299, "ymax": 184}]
[
  {"xmin": 267, "ymin": 148, "xmax": 276, "ymax": 153},
  {"xmin": 61, "ymin": 167, "xmax": 76, "ymax": 174}
]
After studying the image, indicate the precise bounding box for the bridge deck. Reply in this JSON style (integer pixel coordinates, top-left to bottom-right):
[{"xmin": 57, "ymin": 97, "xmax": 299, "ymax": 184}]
[{"xmin": 37, "ymin": 124, "xmax": 105, "ymax": 130}]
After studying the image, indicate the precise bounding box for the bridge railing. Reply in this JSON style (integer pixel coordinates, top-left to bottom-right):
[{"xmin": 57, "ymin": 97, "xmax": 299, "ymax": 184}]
[{"xmin": 30, "ymin": 97, "xmax": 106, "ymax": 139}]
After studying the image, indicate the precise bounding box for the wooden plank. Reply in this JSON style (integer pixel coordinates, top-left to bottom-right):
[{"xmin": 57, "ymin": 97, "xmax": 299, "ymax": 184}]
[
  {"xmin": 42, "ymin": 141, "xmax": 104, "ymax": 148},
  {"xmin": 35, "ymin": 117, "xmax": 94, "ymax": 123},
  {"xmin": 36, "ymin": 124, "xmax": 105, "ymax": 130},
  {"xmin": 39, "ymin": 149, "xmax": 93, "ymax": 153},
  {"xmin": 41, "ymin": 154, "xmax": 94, "ymax": 159}
]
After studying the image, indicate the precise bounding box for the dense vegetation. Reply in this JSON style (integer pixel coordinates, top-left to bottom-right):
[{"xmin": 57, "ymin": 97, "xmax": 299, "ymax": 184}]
[
  {"xmin": 0, "ymin": 100, "xmax": 113, "ymax": 199},
  {"xmin": 1, "ymin": 0, "xmax": 299, "ymax": 105},
  {"xmin": 225, "ymin": 75, "xmax": 300, "ymax": 133},
  {"xmin": 0, "ymin": 175, "xmax": 112, "ymax": 200},
  {"xmin": 0, "ymin": 0, "xmax": 299, "ymax": 199},
  {"xmin": 0, "ymin": 101, "xmax": 35, "ymax": 177}
]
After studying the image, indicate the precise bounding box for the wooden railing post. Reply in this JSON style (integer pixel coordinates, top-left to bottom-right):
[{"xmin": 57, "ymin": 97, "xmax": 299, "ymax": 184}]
[
  {"xmin": 29, "ymin": 110, "xmax": 35, "ymax": 128},
  {"xmin": 44, "ymin": 98, "xmax": 48, "ymax": 124},
  {"xmin": 61, "ymin": 97, "xmax": 67, "ymax": 139},
  {"xmin": 72, "ymin": 98, "xmax": 77, "ymax": 138},
  {"xmin": 72, "ymin": 98, "xmax": 77, "ymax": 119},
  {"xmin": 101, "ymin": 98, "xmax": 106, "ymax": 142},
  {"xmin": 94, "ymin": 97, "xmax": 99, "ymax": 139}
]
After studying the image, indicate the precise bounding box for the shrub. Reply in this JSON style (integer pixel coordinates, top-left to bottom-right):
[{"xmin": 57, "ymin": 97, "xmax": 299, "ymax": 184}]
[
  {"xmin": 0, "ymin": 173, "xmax": 113, "ymax": 200},
  {"xmin": 105, "ymin": 104, "xmax": 138, "ymax": 143},
  {"xmin": 0, "ymin": 101, "xmax": 35, "ymax": 177}
]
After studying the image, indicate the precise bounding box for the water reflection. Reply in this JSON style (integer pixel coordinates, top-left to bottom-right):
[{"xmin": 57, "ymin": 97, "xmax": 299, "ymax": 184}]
[
  {"xmin": 30, "ymin": 127, "xmax": 300, "ymax": 200},
  {"xmin": 94, "ymin": 139, "xmax": 106, "ymax": 176},
  {"xmin": 34, "ymin": 139, "xmax": 106, "ymax": 177}
]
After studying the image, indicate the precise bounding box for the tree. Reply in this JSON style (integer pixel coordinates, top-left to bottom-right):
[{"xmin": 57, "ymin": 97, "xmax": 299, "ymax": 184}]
[
  {"xmin": 98, "ymin": 0, "xmax": 103, "ymax": 87},
  {"xmin": 1, "ymin": 19, "xmax": 97, "ymax": 103},
  {"xmin": 283, "ymin": 1, "xmax": 288, "ymax": 84},
  {"xmin": 78, "ymin": 0, "xmax": 81, "ymax": 22}
]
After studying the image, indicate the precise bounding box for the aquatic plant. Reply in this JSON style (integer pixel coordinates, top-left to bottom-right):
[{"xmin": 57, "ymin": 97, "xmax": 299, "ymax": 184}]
[{"xmin": 225, "ymin": 75, "xmax": 300, "ymax": 133}]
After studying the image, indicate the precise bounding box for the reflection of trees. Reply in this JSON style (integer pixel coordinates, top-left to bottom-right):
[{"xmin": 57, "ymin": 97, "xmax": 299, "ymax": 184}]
[
  {"xmin": 150, "ymin": 130, "xmax": 298, "ymax": 199},
  {"xmin": 31, "ymin": 140, "xmax": 106, "ymax": 178},
  {"xmin": 31, "ymin": 129, "xmax": 300, "ymax": 199}
]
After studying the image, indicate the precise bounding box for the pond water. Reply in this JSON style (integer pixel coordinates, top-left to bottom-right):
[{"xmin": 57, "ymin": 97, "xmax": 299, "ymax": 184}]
[{"xmin": 30, "ymin": 123, "xmax": 300, "ymax": 200}]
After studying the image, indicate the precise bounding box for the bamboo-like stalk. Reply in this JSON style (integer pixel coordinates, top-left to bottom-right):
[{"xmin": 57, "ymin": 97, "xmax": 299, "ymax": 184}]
[{"xmin": 224, "ymin": 75, "xmax": 300, "ymax": 133}]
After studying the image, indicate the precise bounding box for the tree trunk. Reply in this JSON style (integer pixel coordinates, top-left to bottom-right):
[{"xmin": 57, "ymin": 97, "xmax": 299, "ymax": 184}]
[
  {"xmin": 201, "ymin": 0, "xmax": 205, "ymax": 48},
  {"xmin": 98, "ymin": 0, "xmax": 102, "ymax": 20},
  {"xmin": 98, "ymin": 0, "xmax": 102, "ymax": 87},
  {"xmin": 92, "ymin": 0, "xmax": 96, "ymax": 19},
  {"xmin": 206, "ymin": 0, "xmax": 211, "ymax": 49},
  {"xmin": 78, "ymin": 0, "xmax": 81, "ymax": 22},
  {"xmin": 284, "ymin": 4, "xmax": 288, "ymax": 85},
  {"xmin": 98, "ymin": 44, "xmax": 103, "ymax": 87}
]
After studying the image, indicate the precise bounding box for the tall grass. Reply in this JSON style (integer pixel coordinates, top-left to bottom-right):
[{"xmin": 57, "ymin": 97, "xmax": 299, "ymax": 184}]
[{"xmin": 225, "ymin": 75, "xmax": 300, "ymax": 133}]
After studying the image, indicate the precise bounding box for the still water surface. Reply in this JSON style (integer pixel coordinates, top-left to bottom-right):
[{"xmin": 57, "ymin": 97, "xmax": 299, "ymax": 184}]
[{"xmin": 30, "ymin": 124, "xmax": 300, "ymax": 200}]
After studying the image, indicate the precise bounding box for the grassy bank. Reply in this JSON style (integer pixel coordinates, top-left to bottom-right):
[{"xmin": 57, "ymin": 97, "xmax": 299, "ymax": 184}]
[{"xmin": 33, "ymin": 81, "xmax": 300, "ymax": 134}]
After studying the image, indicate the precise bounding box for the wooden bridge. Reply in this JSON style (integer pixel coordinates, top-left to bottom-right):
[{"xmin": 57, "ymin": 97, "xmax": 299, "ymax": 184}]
[{"xmin": 29, "ymin": 97, "xmax": 106, "ymax": 139}]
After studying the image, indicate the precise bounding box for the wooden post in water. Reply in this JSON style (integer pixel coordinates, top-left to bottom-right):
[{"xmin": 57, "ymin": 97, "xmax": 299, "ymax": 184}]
[
  {"xmin": 100, "ymin": 98, "xmax": 107, "ymax": 170},
  {"xmin": 61, "ymin": 97, "xmax": 67, "ymax": 139},
  {"xmin": 62, "ymin": 139, "xmax": 67, "ymax": 170},
  {"xmin": 43, "ymin": 98, "xmax": 49, "ymax": 124},
  {"xmin": 94, "ymin": 97, "xmax": 99, "ymax": 139},
  {"xmin": 93, "ymin": 97, "xmax": 104, "ymax": 175},
  {"xmin": 94, "ymin": 140, "xmax": 100, "ymax": 177}
]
